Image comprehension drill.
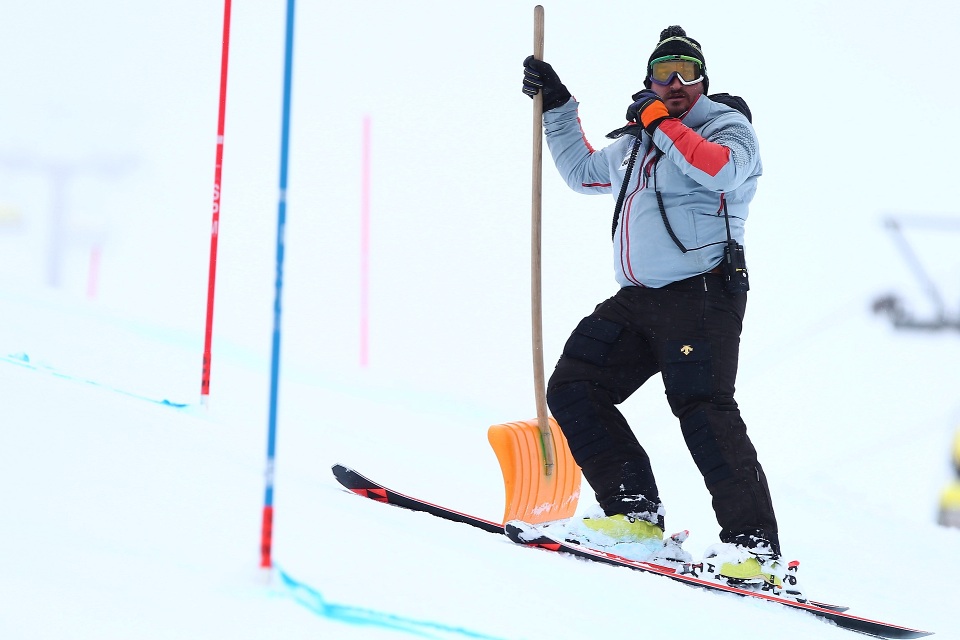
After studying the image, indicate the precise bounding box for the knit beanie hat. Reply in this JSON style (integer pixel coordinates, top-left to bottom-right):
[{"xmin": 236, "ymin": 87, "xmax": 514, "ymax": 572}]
[{"xmin": 644, "ymin": 26, "xmax": 709, "ymax": 94}]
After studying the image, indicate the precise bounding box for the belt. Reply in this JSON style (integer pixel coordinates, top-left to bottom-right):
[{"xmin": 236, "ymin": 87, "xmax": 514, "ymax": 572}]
[{"xmin": 661, "ymin": 268, "xmax": 724, "ymax": 292}]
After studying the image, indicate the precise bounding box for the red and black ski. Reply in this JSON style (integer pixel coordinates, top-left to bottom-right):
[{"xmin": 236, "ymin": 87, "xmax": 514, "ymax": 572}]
[
  {"xmin": 505, "ymin": 521, "xmax": 931, "ymax": 639},
  {"xmin": 332, "ymin": 464, "xmax": 504, "ymax": 534},
  {"xmin": 332, "ymin": 464, "xmax": 932, "ymax": 638}
]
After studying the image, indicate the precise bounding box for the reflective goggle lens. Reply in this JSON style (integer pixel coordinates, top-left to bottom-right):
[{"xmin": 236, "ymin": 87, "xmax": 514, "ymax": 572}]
[{"xmin": 650, "ymin": 55, "xmax": 703, "ymax": 85}]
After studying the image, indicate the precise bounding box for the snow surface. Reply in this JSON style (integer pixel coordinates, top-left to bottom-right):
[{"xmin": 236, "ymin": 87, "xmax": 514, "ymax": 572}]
[{"xmin": 3, "ymin": 1, "xmax": 960, "ymax": 638}]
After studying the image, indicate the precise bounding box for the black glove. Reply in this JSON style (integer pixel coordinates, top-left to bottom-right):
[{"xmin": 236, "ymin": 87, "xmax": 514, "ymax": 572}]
[
  {"xmin": 625, "ymin": 89, "xmax": 670, "ymax": 134},
  {"xmin": 522, "ymin": 55, "xmax": 572, "ymax": 112}
]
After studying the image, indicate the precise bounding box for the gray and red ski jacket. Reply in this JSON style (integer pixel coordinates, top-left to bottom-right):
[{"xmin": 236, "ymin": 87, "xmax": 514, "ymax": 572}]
[{"xmin": 542, "ymin": 94, "xmax": 762, "ymax": 289}]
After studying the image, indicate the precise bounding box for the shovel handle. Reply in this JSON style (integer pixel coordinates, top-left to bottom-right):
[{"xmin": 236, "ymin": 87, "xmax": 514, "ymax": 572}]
[{"xmin": 530, "ymin": 5, "xmax": 555, "ymax": 475}]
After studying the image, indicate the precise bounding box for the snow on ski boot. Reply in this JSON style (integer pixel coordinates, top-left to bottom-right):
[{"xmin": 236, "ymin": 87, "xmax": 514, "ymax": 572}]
[
  {"xmin": 536, "ymin": 508, "xmax": 665, "ymax": 561},
  {"xmin": 520, "ymin": 507, "xmax": 693, "ymax": 564},
  {"xmin": 702, "ymin": 541, "xmax": 791, "ymax": 597}
]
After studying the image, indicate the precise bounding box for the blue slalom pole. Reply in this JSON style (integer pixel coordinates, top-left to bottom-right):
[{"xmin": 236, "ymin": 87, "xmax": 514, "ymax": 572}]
[{"xmin": 261, "ymin": 0, "xmax": 296, "ymax": 570}]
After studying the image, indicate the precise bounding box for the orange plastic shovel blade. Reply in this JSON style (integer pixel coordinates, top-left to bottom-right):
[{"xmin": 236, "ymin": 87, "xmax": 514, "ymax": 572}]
[{"xmin": 487, "ymin": 417, "xmax": 581, "ymax": 525}]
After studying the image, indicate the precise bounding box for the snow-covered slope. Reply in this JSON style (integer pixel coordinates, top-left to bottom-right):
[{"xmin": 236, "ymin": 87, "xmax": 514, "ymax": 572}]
[{"xmin": 0, "ymin": 284, "xmax": 956, "ymax": 640}]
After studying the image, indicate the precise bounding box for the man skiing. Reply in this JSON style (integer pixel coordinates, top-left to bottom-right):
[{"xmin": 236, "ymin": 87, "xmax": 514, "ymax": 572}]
[{"xmin": 522, "ymin": 25, "xmax": 783, "ymax": 587}]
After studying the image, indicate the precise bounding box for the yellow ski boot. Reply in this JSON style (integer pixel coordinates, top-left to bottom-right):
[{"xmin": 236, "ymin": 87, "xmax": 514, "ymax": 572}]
[
  {"xmin": 581, "ymin": 514, "xmax": 664, "ymax": 543},
  {"xmin": 702, "ymin": 541, "xmax": 798, "ymax": 597}
]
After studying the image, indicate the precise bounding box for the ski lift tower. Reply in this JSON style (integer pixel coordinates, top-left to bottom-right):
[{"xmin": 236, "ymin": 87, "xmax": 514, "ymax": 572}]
[
  {"xmin": 872, "ymin": 214, "xmax": 960, "ymax": 529},
  {"xmin": 0, "ymin": 151, "xmax": 133, "ymax": 293},
  {"xmin": 871, "ymin": 215, "xmax": 960, "ymax": 331}
]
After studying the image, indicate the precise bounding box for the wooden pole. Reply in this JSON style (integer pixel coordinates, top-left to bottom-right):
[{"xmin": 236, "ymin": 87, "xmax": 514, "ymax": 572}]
[{"xmin": 530, "ymin": 5, "xmax": 554, "ymax": 476}]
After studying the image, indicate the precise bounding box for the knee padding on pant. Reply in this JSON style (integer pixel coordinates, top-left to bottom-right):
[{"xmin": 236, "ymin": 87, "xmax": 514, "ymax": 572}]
[
  {"xmin": 546, "ymin": 381, "xmax": 614, "ymax": 463},
  {"xmin": 680, "ymin": 410, "xmax": 733, "ymax": 487}
]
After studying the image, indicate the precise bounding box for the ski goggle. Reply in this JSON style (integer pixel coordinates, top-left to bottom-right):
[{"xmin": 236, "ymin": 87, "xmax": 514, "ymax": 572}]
[{"xmin": 649, "ymin": 55, "xmax": 704, "ymax": 86}]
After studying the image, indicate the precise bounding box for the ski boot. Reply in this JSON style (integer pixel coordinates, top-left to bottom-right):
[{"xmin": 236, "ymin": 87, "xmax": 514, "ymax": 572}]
[
  {"xmin": 701, "ymin": 542, "xmax": 806, "ymax": 602},
  {"xmin": 530, "ymin": 508, "xmax": 689, "ymax": 564},
  {"xmin": 581, "ymin": 513, "xmax": 664, "ymax": 543}
]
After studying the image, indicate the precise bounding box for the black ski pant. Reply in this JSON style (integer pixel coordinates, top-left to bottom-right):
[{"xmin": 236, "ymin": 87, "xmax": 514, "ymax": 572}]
[{"xmin": 546, "ymin": 273, "xmax": 779, "ymax": 553}]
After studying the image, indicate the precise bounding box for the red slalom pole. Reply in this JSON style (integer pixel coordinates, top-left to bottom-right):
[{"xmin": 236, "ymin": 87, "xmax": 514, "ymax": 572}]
[{"xmin": 201, "ymin": 0, "xmax": 233, "ymax": 407}]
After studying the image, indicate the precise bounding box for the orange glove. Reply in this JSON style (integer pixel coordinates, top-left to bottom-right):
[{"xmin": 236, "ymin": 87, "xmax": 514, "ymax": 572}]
[{"xmin": 626, "ymin": 89, "xmax": 670, "ymax": 134}]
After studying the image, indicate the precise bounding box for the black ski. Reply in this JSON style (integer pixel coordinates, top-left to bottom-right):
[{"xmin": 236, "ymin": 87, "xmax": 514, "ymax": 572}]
[
  {"xmin": 332, "ymin": 463, "xmax": 504, "ymax": 534},
  {"xmin": 505, "ymin": 521, "xmax": 932, "ymax": 639},
  {"xmin": 332, "ymin": 464, "xmax": 929, "ymax": 638}
]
